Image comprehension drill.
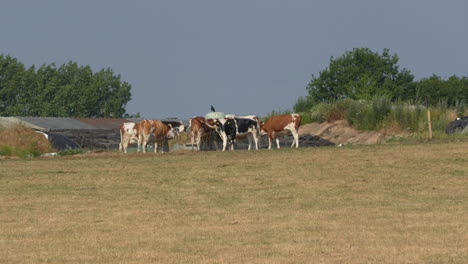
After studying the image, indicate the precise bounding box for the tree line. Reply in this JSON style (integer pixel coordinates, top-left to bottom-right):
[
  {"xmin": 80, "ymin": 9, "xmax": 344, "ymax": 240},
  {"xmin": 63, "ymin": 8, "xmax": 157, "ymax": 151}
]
[
  {"xmin": 0, "ymin": 54, "xmax": 132, "ymax": 118},
  {"xmin": 294, "ymin": 48, "xmax": 468, "ymax": 112}
]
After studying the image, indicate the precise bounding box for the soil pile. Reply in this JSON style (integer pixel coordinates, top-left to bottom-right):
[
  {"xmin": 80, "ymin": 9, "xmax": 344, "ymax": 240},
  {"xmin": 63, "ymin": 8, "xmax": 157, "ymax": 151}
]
[{"xmin": 298, "ymin": 120, "xmax": 384, "ymax": 145}]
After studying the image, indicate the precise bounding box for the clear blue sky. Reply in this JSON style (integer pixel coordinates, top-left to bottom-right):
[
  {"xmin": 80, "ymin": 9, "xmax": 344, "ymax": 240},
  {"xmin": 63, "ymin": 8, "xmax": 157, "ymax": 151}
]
[{"xmin": 2, "ymin": 0, "xmax": 467, "ymax": 119}]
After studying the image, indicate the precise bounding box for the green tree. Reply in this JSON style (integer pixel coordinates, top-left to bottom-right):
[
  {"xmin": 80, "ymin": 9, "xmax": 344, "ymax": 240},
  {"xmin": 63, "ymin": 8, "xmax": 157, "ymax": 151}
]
[
  {"xmin": 306, "ymin": 48, "xmax": 415, "ymax": 103},
  {"xmin": 0, "ymin": 55, "xmax": 132, "ymax": 117},
  {"xmin": 416, "ymin": 75, "xmax": 468, "ymax": 107},
  {"xmin": 0, "ymin": 55, "xmax": 26, "ymax": 115},
  {"xmin": 91, "ymin": 68, "xmax": 132, "ymax": 118}
]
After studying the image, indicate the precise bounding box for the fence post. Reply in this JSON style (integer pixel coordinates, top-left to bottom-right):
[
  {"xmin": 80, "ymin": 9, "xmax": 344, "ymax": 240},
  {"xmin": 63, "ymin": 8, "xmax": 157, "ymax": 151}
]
[{"xmin": 427, "ymin": 110, "xmax": 433, "ymax": 139}]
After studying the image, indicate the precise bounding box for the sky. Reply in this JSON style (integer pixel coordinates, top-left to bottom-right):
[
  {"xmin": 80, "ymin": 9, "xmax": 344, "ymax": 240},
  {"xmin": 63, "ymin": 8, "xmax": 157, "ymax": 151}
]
[{"xmin": 1, "ymin": 0, "xmax": 467, "ymax": 119}]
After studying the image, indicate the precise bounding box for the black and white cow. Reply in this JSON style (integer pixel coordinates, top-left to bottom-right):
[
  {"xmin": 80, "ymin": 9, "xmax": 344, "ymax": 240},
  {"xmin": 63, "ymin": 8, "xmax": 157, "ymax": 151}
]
[{"xmin": 213, "ymin": 116, "xmax": 259, "ymax": 151}]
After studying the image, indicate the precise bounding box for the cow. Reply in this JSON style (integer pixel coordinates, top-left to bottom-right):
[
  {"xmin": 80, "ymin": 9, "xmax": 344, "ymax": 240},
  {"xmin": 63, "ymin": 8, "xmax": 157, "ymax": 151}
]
[
  {"xmin": 137, "ymin": 119, "xmax": 177, "ymax": 153},
  {"xmin": 188, "ymin": 116, "xmax": 219, "ymax": 151},
  {"xmin": 119, "ymin": 122, "xmax": 139, "ymax": 153},
  {"xmin": 161, "ymin": 120, "xmax": 185, "ymax": 135},
  {"xmin": 119, "ymin": 120, "xmax": 177, "ymax": 153},
  {"xmin": 212, "ymin": 116, "xmax": 260, "ymax": 151},
  {"xmin": 260, "ymin": 113, "xmax": 302, "ymax": 149}
]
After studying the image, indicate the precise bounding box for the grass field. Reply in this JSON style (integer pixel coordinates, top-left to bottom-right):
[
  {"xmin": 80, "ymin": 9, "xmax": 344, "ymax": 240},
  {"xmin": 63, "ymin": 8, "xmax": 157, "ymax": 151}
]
[{"xmin": 1, "ymin": 142, "xmax": 467, "ymax": 263}]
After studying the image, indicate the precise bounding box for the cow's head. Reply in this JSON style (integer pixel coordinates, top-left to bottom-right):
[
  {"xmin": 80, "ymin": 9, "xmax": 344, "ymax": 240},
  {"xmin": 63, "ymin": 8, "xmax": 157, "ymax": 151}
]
[
  {"xmin": 213, "ymin": 120, "xmax": 225, "ymax": 134},
  {"xmin": 222, "ymin": 119, "xmax": 237, "ymax": 144},
  {"xmin": 177, "ymin": 124, "xmax": 185, "ymax": 133},
  {"xmin": 173, "ymin": 123, "xmax": 185, "ymax": 138},
  {"xmin": 165, "ymin": 124, "xmax": 176, "ymax": 139},
  {"xmin": 259, "ymin": 120, "xmax": 267, "ymax": 136}
]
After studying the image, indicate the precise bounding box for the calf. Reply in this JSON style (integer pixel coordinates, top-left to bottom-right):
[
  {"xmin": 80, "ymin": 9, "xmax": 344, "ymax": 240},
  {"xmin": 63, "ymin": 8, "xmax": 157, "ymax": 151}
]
[{"xmin": 260, "ymin": 113, "xmax": 302, "ymax": 149}]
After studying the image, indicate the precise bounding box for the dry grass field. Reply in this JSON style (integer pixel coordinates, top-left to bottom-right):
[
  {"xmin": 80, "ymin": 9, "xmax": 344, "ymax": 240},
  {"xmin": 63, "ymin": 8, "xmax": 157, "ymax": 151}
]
[{"xmin": 1, "ymin": 142, "xmax": 467, "ymax": 263}]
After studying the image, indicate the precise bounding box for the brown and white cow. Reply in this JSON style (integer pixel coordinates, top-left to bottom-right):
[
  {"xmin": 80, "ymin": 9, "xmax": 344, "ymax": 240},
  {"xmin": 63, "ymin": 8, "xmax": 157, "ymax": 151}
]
[
  {"xmin": 137, "ymin": 119, "xmax": 177, "ymax": 153},
  {"xmin": 119, "ymin": 122, "xmax": 139, "ymax": 153},
  {"xmin": 189, "ymin": 117, "xmax": 219, "ymax": 151},
  {"xmin": 119, "ymin": 120, "xmax": 177, "ymax": 153},
  {"xmin": 260, "ymin": 113, "xmax": 302, "ymax": 149}
]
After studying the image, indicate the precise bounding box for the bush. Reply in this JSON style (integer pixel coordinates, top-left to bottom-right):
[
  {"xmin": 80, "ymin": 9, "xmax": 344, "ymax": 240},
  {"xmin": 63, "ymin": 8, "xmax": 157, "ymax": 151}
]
[
  {"xmin": 371, "ymin": 96, "xmax": 392, "ymax": 124},
  {"xmin": 346, "ymin": 101, "xmax": 377, "ymax": 130},
  {"xmin": 262, "ymin": 109, "xmax": 292, "ymax": 122},
  {"xmin": 309, "ymin": 103, "xmax": 332, "ymax": 123},
  {"xmin": 391, "ymin": 103, "xmax": 425, "ymax": 132},
  {"xmin": 426, "ymin": 107, "xmax": 453, "ymax": 134},
  {"xmin": 299, "ymin": 112, "xmax": 313, "ymax": 125},
  {"xmin": 326, "ymin": 99, "xmax": 354, "ymax": 122},
  {"xmin": 293, "ymin": 96, "xmax": 314, "ymax": 113},
  {"xmin": 294, "ymin": 96, "xmax": 464, "ymax": 138},
  {"xmin": 455, "ymin": 100, "xmax": 466, "ymax": 118}
]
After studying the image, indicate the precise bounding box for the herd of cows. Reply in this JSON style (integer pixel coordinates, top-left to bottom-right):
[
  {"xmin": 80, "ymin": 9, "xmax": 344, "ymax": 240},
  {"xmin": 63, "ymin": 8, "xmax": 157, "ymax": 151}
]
[{"xmin": 119, "ymin": 113, "xmax": 302, "ymax": 153}]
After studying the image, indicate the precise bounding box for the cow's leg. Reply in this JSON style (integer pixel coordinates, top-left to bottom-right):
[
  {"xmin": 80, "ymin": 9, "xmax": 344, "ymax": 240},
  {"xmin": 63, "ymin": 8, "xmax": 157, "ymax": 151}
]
[
  {"xmin": 143, "ymin": 134, "xmax": 153, "ymax": 153},
  {"xmin": 291, "ymin": 130, "xmax": 299, "ymax": 148},
  {"xmin": 154, "ymin": 142, "xmax": 158, "ymax": 153},
  {"xmin": 137, "ymin": 137, "xmax": 142, "ymax": 152},
  {"xmin": 276, "ymin": 138, "xmax": 281, "ymax": 149},
  {"xmin": 122, "ymin": 139, "xmax": 129, "ymax": 153},
  {"xmin": 196, "ymin": 132, "xmax": 202, "ymax": 151},
  {"xmin": 247, "ymin": 135, "xmax": 252, "ymax": 151},
  {"xmin": 268, "ymin": 134, "xmax": 273, "ymax": 150},
  {"xmin": 141, "ymin": 138, "xmax": 147, "ymax": 153},
  {"xmin": 222, "ymin": 136, "xmax": 227, "ymax": 151},
  {"xmin": 191, "ymin": 132, "xmax": 195, "ymax": 151},
  {"xmin": 289, "ymin": 129, "xmax": 295, "ymax": 148},
  {"xmin": 160, "ymin": 140, "xmax": 167, "ymax": 153},
  {"xmin": 213, "ymin": 134, "xmax": 219, "ymax": 150},
  {"xmin": 119, "ymin": 137, "xmax": 126, "ymax": 153},
  {"xmin": 162, "ymin": 140, "xmax": 168, "ymax": 153},
  {"xmin": 253, "ymin": 133, "xmax": 259, "ymax": 150}
]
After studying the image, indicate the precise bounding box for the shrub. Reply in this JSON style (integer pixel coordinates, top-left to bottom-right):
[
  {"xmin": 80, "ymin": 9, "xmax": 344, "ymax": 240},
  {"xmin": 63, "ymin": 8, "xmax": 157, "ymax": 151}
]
[
  {"xmin": 343, "ymin": 96, "xmax": 391, "ymax": 130},
  {"xmin": 326, "ymin": 99, "xmax": 354, "ymax": 122},
  {"xmin": 426, "ymin": 107, "xmax": 453, "ymax": 134},
  {"xmin": 345, "ymin": 100, "xmax": 363, "ymax": 127},
  {"xmin": 390, "ymin": 103, "xmax": 425, "ymax": 132},
  {"xmin": 295, "ymin": 96, "xmax": 463, "ymax": 138},
  {"xmin": 345, "ymin": 100, "xmax": 373, "ymax": 130},
  {"xmin": 455, "ymin": 100, "xmax": 466, "ymax": 118},
  {"xmin": 299, "ymin": 111, "xmax": 313, "ymax": 125},
  {"xmin": 293, "ymin": 96, "xmax": 314, "ymax": 113},
  {"xmin": 309, "ymin": 103, "xmax": 332, "ymax": 123},
  {"xmin": 262, "ymin": 109, "xmax": 292, "ymax": 122},
  {"xmin": 371, "ymin": 96, "xmax": 392, "ymax": 124}
]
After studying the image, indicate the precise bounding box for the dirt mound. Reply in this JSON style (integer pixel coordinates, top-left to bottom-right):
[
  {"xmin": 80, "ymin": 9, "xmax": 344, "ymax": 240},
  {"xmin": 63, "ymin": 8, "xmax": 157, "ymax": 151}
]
[{"xmin": 299, "ymin": 120, "xmax": 384, "ymax": 145}]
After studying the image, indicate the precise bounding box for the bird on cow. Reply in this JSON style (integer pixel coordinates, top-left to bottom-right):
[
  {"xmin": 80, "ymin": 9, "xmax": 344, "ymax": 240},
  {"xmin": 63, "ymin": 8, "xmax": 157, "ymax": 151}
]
[{"xmin": 210, "ymin": 105, "xmax": 216, "ymax": 112}]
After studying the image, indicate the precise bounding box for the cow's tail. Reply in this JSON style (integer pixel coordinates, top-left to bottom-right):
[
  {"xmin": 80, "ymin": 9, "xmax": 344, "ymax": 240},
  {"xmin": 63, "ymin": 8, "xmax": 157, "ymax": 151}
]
[
  {"xmin": 187, "ymin": 118, "xmax": 193, "ymax": 133},
  {"xmin": 149, "ymin": 126, "xmax": 156, "ymax": 136},
  {"xmin": 257, "ymin": 118, "xmax": 262, "ymax": 136},
  {"xmin": 119, "ymin": 126, "xmax": 123, "ymax": 151}
]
